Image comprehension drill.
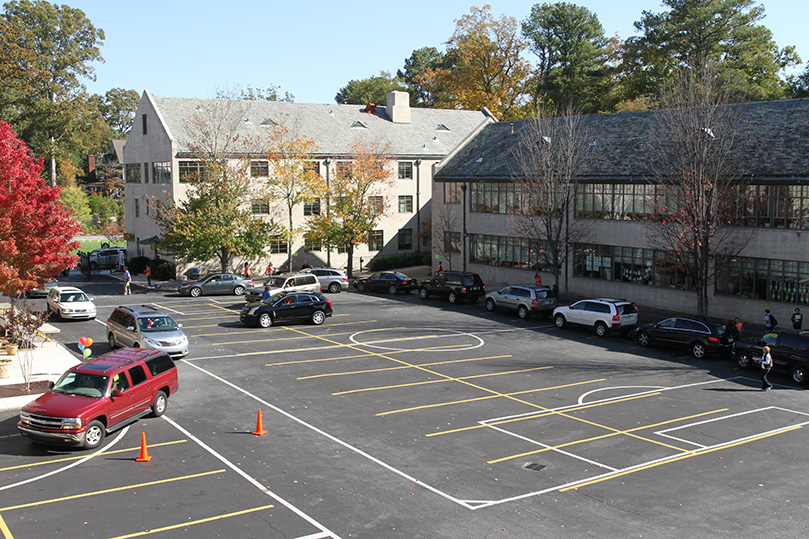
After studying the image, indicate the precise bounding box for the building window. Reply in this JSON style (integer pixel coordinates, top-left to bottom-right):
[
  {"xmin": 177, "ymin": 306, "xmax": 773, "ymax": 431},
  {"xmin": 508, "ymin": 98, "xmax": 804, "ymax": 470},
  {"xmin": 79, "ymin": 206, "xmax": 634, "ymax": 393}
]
[
  {"xmin": 444, "ymin": 182, "xmax": 461, "ymax": 204},
  {"xmin": 716, "ymin": 255, "xmax": 809, "ymax": 303},
  {"xmin": 304, "ymin": 198, "xmax": 321, "ymax": 216},
  {"xmin": 179, "ymin": 161, "xmax": 206, "ymax": 183},
  {"xmin": 250, "ymin": 160, "xmax": 269, "ymax": 177},
  {"xmin": 336, "ymin": 161, "xmax": 352, "ymax": 179},
  {"xmin": 125, "ymin": 163, "xmax": 141, "ymax": 183},
  {"xmin": 398, "ymin": 161, "xmax": 413, "ymax": 180},
  {"xmin": 470, "ymin": 233, "xmax": 551, "ymax": 271},
  {"xmin": 398, "ymin": 195, "xmax": 413, "ymax": 213},
  {"xmin": 145, "ymin": 198, "xmax": 150, "ymax": 216},
  {"xmin": 398, "ymin": 229, "xmax": 413, "ymax": 250},
  {"xmin": 304, "ymin": 234, "xmax": 321, "ymax": 252},
  {"xmin": 303, "ymin": 161, "xmax": 320, "ymax": 176},
  {"xmin": 470, "ymin": 181, "xmax": 526, "ymax": 214},
  {"xmin": 152, "ymin": 162, "xmax": 171, "ymax": 184},
  {"xmin": 368, "ymin": 230, "xmax": 384, "ymax": 251},
  {"xmin": 135, "ymin": 198, "xmax": 140, "ymax": 218},
  {"xmin": 142, "ymin": 114, "xmax": 147, "ymax": 135},
  {"xmin": 269, "ymin": 235, "xmax": 288, "ymax": 255},
  {"xmin": 573, "ymin": 242, "xmax": 695, "ymax": 291},
  {"xmin": 444, "ymin": 231, "xmax": 461, "ymax": 254},
  {"xmin": 337, "ymin": 243, "xmax": 349, "ymax": 254},
  {"xmin": 251, "ymin": 200, "xmax": 270, "ymax": 214},
  {"xmin": 369, "ymin": 196, "xmax": 384, "ymax": 216}
]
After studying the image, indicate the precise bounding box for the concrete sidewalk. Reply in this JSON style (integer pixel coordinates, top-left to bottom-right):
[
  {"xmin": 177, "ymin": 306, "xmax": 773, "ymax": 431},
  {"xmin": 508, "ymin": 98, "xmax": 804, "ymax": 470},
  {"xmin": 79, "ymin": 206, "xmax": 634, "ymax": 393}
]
[{"xmin": 0, "ymin": 341, "xmax": 81, "ymax": 412}]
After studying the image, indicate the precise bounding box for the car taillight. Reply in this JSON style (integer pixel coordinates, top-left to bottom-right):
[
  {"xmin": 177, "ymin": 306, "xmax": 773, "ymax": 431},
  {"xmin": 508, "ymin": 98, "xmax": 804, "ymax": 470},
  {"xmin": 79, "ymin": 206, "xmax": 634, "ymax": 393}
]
[
  {"xmin": 708, "ymin": 336, "xmax": 719, "ymax": 343},
  {"xmin": 532, "ymin": 299, "xmax": 538, "ymax": 305},
  {"xmin": 612, "ymin": 314, "xmax": 620, "ymax": 321},
  {"xmin": 401, "ymin": 281, "xmax": 408, "ymax": 285},
  {"xmin": 327, "ymin": 299, "xmax": 332, "ymax": 308},
  {"xmin": 247, "ymin": 280, "xmax": 253, "ymax": 286},
  {"xmin": 341, "ymin": 278, "xmax": 348, "ymax": 282}
]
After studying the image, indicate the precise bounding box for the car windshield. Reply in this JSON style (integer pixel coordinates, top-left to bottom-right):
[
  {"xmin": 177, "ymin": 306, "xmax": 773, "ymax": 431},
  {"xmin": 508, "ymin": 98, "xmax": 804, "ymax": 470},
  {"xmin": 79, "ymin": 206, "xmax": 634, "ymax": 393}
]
[
  {"xmin": 51, "ymin": 371, "xmax": 109, "ymax": 398},
  {"xmin": 461, "ymin": 275, "xmax": 478, "ymax": 286},
  {"xmin": 391, "ymin": 273, "xmax": 409, "ymax": 280},
  {"xmin": 137, "ymin": 316, "xmax": 179, "ymax": 332},
  {"xmin": 60, "ymin": 293, "xmax": 89, "ymax": 303},
  {"xmin": 263, "ymin": 292, "xmax": 287, "ymax": 304},
  {"xmin": 266, "ymin": 277, "xmax": 287, "ymax": 287}
]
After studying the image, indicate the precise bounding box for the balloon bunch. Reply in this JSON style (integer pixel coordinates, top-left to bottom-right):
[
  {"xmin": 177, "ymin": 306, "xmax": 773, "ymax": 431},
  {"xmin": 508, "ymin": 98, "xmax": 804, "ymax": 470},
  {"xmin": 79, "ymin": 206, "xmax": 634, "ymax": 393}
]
[{"xmin": 78, "ymin": 336, "xmax": 94, "ymax": 359}]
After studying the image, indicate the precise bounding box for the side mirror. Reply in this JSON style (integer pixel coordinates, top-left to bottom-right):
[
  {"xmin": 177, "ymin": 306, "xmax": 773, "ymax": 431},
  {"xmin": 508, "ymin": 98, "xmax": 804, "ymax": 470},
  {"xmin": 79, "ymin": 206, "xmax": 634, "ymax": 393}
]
[
  {"xmin": 47, "ymin": 381, "xmax": 55, "ymax": 390},
  {"xmin": 126, "ymin": 326, "xmax": 135, "ymax": 331},
  {"xmin": 111, "ymin": 389, "xmax": 124, "ymax": 397},
  {"xmin": 177, "ymin": 324, "xmax": 183, "ymax": 328}
]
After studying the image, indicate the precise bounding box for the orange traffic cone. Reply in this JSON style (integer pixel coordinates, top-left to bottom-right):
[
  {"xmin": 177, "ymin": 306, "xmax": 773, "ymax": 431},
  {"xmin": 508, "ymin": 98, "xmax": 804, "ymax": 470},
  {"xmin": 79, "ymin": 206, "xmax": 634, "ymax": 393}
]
[
  {"xmin": 252, "ymin": 409, "xmax": 267, "ymax": 436},
  {"xmin": 135, "ymin": 432, "xmax": 152, "ymax": 462}
]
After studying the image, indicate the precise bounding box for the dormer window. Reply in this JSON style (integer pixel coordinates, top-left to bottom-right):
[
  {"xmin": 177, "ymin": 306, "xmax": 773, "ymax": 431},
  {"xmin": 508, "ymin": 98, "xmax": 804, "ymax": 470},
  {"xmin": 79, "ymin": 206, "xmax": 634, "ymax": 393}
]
[
  {"xmin": 350, "ymin": 120, "xmax": 367, "ymax": 129},
  {"xmin": 436, "ymin": 124, "xmax": 450, "ymax": 132}
]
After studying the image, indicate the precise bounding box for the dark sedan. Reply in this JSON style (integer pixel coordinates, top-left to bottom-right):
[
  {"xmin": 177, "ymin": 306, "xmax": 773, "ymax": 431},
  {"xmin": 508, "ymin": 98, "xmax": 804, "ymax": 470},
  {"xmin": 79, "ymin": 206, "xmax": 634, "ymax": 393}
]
[
  {"xmin": 352, "ymin": 272, "xmax": 418, "ymax": 295},
  {"xmin": 633, "ymin": 317, "xmax": 732, "ymax": 358},
  {"xmin": 240, "ymin": 291, "xmax": 333, "ymax": 328},
  {"xmin": 177, "ymin": 273, "xmax": 254, "ymax": 297}
]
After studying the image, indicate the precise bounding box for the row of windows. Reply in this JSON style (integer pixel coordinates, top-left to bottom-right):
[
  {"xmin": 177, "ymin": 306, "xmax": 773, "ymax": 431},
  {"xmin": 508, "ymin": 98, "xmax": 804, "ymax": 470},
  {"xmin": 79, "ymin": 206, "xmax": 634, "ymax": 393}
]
[
  {"xmin": 250, "ymin": 196, "xmax": 414, "ymax": 215},
  {"xmin": 450, "ymin": 180, "xmax": 809, "ymax": 230},
  {"xmin": 125, "ymin": 162, "xmax": 171, "ymax": 184},
  {"xmin": 297, "ymin": 229, "xmax": 414, "ymax": 253},
  {"xmin": 573, "ymin": 243, "xmax": 696, "ymax": 291},
  {"xmin": 469, "ymin": 234, "xmax": 556, "ymax": 272},
  {"xmin": 715, "ymin": 256, "xmax": 809, "ymax": 304}
]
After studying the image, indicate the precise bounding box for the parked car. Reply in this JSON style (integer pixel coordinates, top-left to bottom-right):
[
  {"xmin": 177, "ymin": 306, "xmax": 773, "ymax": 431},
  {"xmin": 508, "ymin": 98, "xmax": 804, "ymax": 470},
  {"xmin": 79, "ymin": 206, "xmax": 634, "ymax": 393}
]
[
  {"xmin": 733, "ymin": 331, "xmax": 809, "ymax": 384},
  {"xmin": 240, "ymin": 291, "xmax": 333, "ymax": 328},
  {"xmin": 552, "ymin": 298, "xmax": 638, "ymax": 337},
  {"xmin": 244, "ymin": 272, "xmax": 321, "ymax": 302},
  {"xmin": 18, "ymin": 348, "xmax": 179, "ymax": 449},
  {"xmin": 301, "ymin": 267, "xmax": 349, "ymax": 293},
  {"xmin": 28, "ymin": 279, "xmax": 59, "ymax": 298},
  {"xmin": 106, "ymin": 305, "xmax": 189, "ymax": 358},
  {"xmin": 485, "ymin": 285, "xmax": 558, "ymax": 319},
  {"xmin": 418, "ymin": 272, "xmax": 486, "ymax": 304},
  {"xmin": 353, "ymin": 272, "xmax": 419, "ymax": 295},
  {"xmin": 88, "ymin": 247, "xmax": 126, "ymax": 269},
  {"xmin": 633, "ymin": 317, "xmax": 732, "ymax": 358},
  {"xmin": 177, "ymin": 273, "xmax": 254, "ymax": 297},
  {"xmin": 46, "ymin": 286, "xmax": 97, "ymax": 320}
]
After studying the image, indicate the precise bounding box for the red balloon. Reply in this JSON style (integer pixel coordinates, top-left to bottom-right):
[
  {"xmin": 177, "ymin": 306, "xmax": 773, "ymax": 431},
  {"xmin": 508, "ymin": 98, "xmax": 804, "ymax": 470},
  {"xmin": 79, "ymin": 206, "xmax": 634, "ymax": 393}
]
[{"xmin": 79, "ymin": 336, "xmax": 87, "ymax": 346}]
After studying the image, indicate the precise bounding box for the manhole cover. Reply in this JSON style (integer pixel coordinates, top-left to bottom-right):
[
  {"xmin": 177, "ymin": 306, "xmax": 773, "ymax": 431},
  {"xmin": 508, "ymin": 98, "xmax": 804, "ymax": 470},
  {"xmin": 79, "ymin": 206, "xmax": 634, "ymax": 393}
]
[{"xmin": 523, "ymin": 462, "xmax": 546, "ymax": 471}]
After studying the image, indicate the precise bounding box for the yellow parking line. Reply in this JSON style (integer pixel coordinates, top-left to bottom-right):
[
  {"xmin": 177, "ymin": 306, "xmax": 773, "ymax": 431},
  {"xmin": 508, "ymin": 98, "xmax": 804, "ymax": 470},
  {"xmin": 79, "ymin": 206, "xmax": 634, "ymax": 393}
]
[
  {"xmin": 378, "ymin": 379, "xmax": 605, "ymax": 416},
  {"xmin": 108, "ymin": 504, "xmax": 275, "ymax": 539},
  {"xmin": 266, "ymin": 342, "xmax": 477, "ymax": 368},
  {"xmin": 192, "ymin": 319, "xmax": 376, "ymax": 338},
  {"xmin": 0, "ymin": 514, "xmax": 11, "ymax": 539},
  {"xmin": 560, "ymin": 425, "xmax": 803, "ymax": 492},
  {"xmin": 0, "ymin": 469, "xmax": 226, "ymax": 511},
  {"xmin": 426, "ymin": 393, "xmax": 660, "ymax": 437},
  {"xmin": 487, "ymin": 408, "xmax": 728, "ymax": 464},
  {"xmin": 190, "ymin": 330, "xmax": 358, "ymax": 346},
  {"xmin": 0, "ymin": 440, "xmax": 187, "ymax": 473},
  {"xmin": 299, "ymin": 354, "xmax": 514, "ymax": 380},
  {"xmin": 332, "ymin": 364, "xmax": 546, "ymax": 395}
]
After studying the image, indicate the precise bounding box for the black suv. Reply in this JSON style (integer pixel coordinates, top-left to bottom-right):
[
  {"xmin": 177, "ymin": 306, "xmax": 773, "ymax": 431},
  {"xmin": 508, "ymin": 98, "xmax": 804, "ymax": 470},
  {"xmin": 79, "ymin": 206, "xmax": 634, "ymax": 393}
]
[
  {"xmin": 633, "ymin": 317, "xmax": 732, "ymax": 359},
  {"xmin": 733, "ymin": 331, "xmax": 809, "ymax": 384},
  {"xmin": 418, "ymin": 272, "xmax": 485, "ymax": 304}
]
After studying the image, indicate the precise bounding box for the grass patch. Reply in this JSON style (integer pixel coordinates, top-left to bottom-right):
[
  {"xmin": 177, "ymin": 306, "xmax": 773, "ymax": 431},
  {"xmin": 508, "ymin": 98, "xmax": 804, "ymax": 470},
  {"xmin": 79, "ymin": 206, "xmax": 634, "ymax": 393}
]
[{"xmin": 72, "ymin": 238, "xmax": 126, "ymax": 255}]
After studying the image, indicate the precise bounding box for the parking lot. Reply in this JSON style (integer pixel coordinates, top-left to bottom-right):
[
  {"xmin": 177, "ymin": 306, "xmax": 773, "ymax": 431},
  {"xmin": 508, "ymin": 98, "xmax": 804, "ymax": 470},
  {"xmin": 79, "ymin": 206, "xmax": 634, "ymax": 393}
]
[{"xmin": 1, "ymin": 276, "xmax": 808, "ymax": 538}]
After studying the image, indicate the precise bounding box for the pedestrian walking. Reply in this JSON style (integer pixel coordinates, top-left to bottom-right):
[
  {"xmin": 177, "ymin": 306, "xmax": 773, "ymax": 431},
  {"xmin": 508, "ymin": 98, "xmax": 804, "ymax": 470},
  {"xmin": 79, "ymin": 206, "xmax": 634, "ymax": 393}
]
[
  {"xmin": 792, "ymin": 308, "xmax": 803, "ymax": 332},
  {"xmin": 122, "ymin": 267, "xmax": 132, "ymax": 295},
  {"xmin": 144, "ymin": 264, "xmax": 152, "ymax": 287},
  {"xmin": 759, "ymin": 345, "xmax": 773, "ymax": 391},
  {"xmin": 266, "ymin": 262, "xmax": 274, "ymax": 276},
  {"xmin": 535, "ymin": 270, "xmax": 542, "ymax": 286},
  {"xmin": 437, "ymin": 261, "xmax": 443, "ymax": 272},
  {"xmin": 244, "ymin": 262, "xmax": 251, "ymax": 278},
  {"xmin": 764, "ymin": 309, "xmax": 777, "ymax": 331}
]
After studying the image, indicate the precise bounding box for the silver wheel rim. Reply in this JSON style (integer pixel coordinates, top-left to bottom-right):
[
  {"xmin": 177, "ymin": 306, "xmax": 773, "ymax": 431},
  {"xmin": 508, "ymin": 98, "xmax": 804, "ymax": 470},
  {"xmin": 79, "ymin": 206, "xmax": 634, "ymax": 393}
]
[{"xmin": 86, "ymin": 426, "xmax": 102, "ymax": 446}]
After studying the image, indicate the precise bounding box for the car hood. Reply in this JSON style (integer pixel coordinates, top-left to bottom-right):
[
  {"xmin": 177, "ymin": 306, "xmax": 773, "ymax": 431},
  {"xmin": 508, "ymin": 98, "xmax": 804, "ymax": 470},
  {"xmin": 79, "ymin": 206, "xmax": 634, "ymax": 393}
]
[
  {"xmin": 57, "ymin": 300, "xmax": 96, "ymax": 311},
  {"xmin": 22, "ymin": 391, "xmax": 102, "ymax": 417},
  {"xmin": 141, "ymin": 329, "xmax": 187, "ymax": 340}
]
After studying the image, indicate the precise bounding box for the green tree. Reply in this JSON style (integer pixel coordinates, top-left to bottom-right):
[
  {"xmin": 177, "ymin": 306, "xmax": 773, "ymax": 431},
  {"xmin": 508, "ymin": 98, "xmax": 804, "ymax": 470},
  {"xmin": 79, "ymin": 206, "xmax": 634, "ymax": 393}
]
[
  {"xmin": 2, "ymin": 0, "xmax": 105, "ymax": 186},
  {"xmin": 0, "ymin": 18, "xmax": 41, "ymax": 120},
  {"xmin": 92, "ymin": 88, "xmax": 140, "ymax": 134},
  {"xmin": 397, "ymin": 47, "xmax": 449, "ymax": 107},
  {"xmin": 621, "ymin": 0, "xmax": 800, "ymax": 103},
  {"xmin": 417, "ymin": 5, "xmax": 532, "ymax": 119},
  {"xmin": 789, "ymin": 63, "xmax": 809, "ymax": 98},
  {"xmin": 521, "ymin": 2, "xmax": 610, "ymax": 113},
  {"xmin": 305, "ymin": 142, "xmax": 393, "ymax": 278},
  {"xmin": 238, "ymin": 85, "xmax": 294, "ymax": 102},
  {"xmin": 335, "ymin": 71, "xmax": 407, "ymax": 105},
  {"xmin": 58, "ymin": 183, "xmax": 91, "ymax": 226}
]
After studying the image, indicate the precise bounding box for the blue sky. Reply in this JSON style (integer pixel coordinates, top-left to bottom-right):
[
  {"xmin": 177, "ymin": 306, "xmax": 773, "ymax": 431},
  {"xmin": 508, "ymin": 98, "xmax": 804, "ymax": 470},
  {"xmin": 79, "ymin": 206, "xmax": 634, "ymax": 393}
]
[{"xmin": 61, "ymin": 0, "xmax": 809, "ymax": 104}]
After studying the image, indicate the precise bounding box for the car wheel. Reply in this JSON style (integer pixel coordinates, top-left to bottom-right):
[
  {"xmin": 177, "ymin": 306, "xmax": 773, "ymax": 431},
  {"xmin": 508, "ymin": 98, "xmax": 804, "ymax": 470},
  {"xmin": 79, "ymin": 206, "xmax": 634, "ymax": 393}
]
[
  {"xmin": 258, "ymin": 313, "xmax": 273, "ymax": 328},
  {"xmin": 486, "ymin": 298, "xmax": 496, "ymax": 312},
  {"xmin": 691, "ymin": 342, "xmax": 706, "ymax": 359},
  {"xmin": 89, "ymin": 262, "xmax": 98, "ymax": 270},
  {"xmin": 736, "ymin": 351, "xmax": 752, "ymax": 369},
  {"xmin": 328, "ymin": 282, "xmax": 341, "ymax": 294},
  {"xmin": 132, "ymin": 342, "xmax": 140, "ymax": 348},
  {"xmin": 83, "ymin": 420, "xmax": 105, "ymax": 449},
  {"xmin": 108, "ymin": 332, "xmax": 117, "ymax": 349},
  {"xmin": 234, "ymin": 285, "xmax": 245, "ymax": 296},
  {"xmin": 388, "ymin": 285, "xmax": 398, "ymax": 295},
  {"xmin": 517, "ymin": 305, "xmax": 529, "ymax": 319},
  {"xmin": 419, "ymin": 287, "xmax": 429, "ymax": 299},
  {"xmin": 554, "ymin": 314, "xmax": 567, "ymax": 328},
  {"xmin": 152, "ymin": 391, "xmax": 168, "ymax": 417},
  {"xmin": 637, "ymin": 331, "xmax": 651, "ymax": 347},
  {"xmin": 595, "ymin": 321, "xmax": 609, "ymax": 337},
  {"xmin": 311, "ymin": 310, "xmax": 326, "ymax": 325},
  {"xmin": 190, "ymin": 287, "xmax": 202, "ymax": 297},
  {"xmin": 448, "ymin": 292, "xmax": 457, "ymax": 304},
  {"xmin": 791, "ymin": 366, "xmax": 805, "ymax": 384},
  {"xmin": 355, "ymin": 282, "xmax": 366, "ymax": 292}
]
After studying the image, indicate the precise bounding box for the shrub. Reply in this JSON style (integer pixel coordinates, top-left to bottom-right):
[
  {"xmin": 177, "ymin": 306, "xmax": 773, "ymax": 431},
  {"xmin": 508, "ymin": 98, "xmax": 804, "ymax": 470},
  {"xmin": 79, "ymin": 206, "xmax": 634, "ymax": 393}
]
[
  {"xmin": 127, "ymin": 256, "xmax": 150, "ymax": 274},
  {"xmin": 151, "ymin": 259, "xmax": 176, "ymax": 281},
  {"xmin": 368, "ymin": 252, "xmax": 427, "ymax": 271}
]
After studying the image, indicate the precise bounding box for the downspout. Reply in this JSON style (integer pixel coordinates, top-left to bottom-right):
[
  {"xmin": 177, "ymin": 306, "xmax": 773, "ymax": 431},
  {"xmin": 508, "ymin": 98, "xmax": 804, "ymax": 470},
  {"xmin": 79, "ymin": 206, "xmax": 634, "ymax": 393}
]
[{"xmin": 415, "ymin": 159, "xmax": 422, "ymax": 252}]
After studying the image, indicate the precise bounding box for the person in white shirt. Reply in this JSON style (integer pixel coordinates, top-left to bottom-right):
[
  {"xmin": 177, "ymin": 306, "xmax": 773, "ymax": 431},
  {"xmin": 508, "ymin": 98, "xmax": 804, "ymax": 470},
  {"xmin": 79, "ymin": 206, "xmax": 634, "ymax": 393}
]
[{"xmin": 760, "ymin": 345, "xmax": 773, "ymax": 391}]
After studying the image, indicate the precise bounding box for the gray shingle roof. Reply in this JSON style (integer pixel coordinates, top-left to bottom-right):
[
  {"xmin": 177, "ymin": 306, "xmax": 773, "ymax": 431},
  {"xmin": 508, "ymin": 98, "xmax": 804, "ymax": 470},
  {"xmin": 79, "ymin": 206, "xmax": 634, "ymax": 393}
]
[
  {"xmin": 150, "ymin": 94, "xmax": 489, "ymax": 159},
  {"xmin": 435, "ymin": 99, "xmax": 809, "ymax": 182}
]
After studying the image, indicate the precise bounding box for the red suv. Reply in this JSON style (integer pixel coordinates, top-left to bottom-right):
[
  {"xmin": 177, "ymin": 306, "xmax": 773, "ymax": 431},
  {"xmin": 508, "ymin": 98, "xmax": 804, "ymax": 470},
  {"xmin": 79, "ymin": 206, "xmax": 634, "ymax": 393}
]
[{"xmin": 18, "ymin": 348, "xmax": 179, "ymax": 449}]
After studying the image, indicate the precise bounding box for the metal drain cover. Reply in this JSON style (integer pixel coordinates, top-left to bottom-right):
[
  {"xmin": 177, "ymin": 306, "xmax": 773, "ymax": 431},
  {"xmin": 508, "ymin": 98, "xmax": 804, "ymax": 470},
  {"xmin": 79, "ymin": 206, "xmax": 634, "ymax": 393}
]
[{"xmin": 523, "ymin": 462, "xmax": 546, "ymax": 471}]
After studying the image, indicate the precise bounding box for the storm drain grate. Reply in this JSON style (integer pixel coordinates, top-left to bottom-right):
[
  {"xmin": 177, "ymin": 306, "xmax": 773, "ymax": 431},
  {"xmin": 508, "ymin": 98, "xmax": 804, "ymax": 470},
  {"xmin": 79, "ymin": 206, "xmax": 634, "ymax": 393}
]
[{"xmin": 523, "ymin": 462, "xmax": 546, "ymax": 472}]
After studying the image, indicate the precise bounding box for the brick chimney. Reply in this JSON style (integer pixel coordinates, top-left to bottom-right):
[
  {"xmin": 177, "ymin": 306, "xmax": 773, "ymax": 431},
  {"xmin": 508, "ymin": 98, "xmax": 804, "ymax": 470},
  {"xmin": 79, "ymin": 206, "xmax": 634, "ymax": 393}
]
[{"xmin": 386, "ymin": 91, "xmax": 410, "ymax": 124}]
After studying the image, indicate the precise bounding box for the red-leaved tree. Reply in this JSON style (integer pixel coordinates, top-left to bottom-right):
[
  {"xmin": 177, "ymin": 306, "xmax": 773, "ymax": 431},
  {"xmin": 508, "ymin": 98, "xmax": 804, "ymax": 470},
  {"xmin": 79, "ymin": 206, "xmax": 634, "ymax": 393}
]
[{"xmin": 0, "ymin": 121, "xmax": 81, "ymax": 297}]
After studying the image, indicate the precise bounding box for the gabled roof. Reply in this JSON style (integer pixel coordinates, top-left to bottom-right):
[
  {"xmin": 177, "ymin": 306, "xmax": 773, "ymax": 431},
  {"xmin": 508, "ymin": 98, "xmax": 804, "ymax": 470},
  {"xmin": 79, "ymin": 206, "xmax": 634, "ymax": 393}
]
[
  {"xmin": 435, "ymin": 99, "xmax": 809, "ymax": 182},
  {"xmin": 149, "ymin": 95, "xmax": 490, "ymax": 159}
]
